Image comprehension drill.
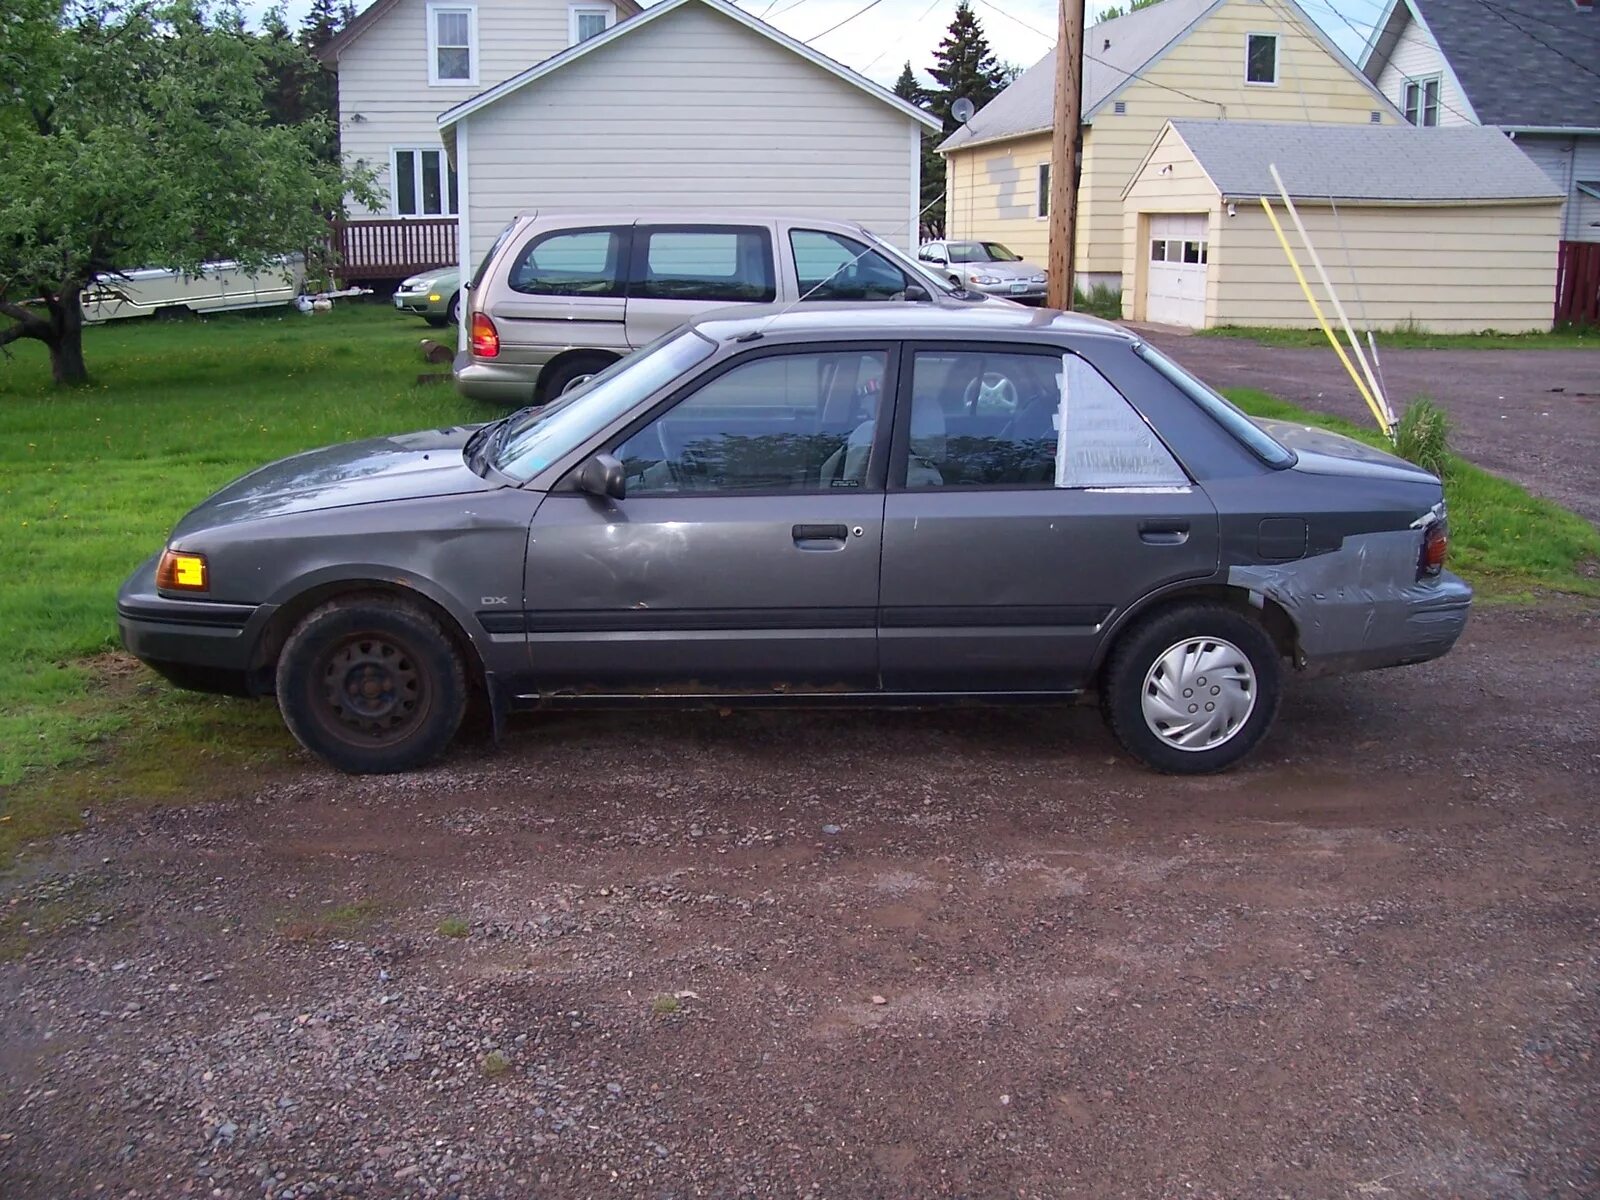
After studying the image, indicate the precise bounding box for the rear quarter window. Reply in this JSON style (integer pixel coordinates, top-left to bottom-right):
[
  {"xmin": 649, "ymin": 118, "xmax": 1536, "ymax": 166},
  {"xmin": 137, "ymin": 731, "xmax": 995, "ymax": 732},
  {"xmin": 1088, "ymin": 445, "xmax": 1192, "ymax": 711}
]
[
  {"xmin": 508, "ymin": 227, "xmax": 627, "ymax": 297},
  {"xmin": 1135, "ymin": 343, "xmax": 1295, "ymax": 468}
]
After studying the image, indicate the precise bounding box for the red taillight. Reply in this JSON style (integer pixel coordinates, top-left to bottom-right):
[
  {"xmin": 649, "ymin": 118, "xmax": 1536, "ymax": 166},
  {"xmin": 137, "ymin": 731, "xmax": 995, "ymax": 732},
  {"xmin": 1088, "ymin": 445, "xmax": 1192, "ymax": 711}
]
[
  {"xmin": 470, "ymin": 311, "xmax": 500, "ymax": 358},
  {"xmin": 1420, "ymin": 520, "xmax": 1449, "ymax": 577}
]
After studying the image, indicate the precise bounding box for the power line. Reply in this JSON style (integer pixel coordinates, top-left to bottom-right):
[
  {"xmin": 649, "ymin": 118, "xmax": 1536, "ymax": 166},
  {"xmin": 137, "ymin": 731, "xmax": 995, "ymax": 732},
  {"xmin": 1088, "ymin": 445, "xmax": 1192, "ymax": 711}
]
[
  {"xmin": 1309, "ymin": 0, "xmax": 1478, "ymax": 124},
  {"xmin": 861, "ymin": 0, "xmax": 947, "ymax": 73},
  {"xmin": 804, "ymin": 0, "xmax": 890, "ymax": 44}
]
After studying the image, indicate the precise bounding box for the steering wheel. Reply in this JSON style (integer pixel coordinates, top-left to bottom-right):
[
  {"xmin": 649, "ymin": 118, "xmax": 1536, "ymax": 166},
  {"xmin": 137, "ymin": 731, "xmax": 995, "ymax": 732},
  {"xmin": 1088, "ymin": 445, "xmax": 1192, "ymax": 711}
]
[
  {"xmin": 652, "ymin": 420, "xmax": 687, "ymax": 489},
  {"xmin": 963, "ymin": 372, "xmax": 1019, "ymax": 414}
]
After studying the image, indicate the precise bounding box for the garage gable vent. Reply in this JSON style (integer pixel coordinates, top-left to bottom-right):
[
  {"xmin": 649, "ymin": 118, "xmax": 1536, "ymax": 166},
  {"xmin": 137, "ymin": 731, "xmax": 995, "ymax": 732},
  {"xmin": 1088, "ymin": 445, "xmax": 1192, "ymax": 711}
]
[
  {"xmin": 1114, "ymin": 100, "xmax": 1127, "ymax": 114},
  {"xmin": 1370, "ymin": 110, "xmax": 1382, "ymax": 123}
]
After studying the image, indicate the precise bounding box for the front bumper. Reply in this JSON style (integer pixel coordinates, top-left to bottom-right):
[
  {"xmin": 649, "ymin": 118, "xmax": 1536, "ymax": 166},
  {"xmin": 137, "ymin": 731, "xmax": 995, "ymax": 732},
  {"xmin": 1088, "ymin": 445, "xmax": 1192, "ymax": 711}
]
[
  {"xmin": 393, "ymin": 289, "xmax": 441, "ymax": 316},
  {"xmin": 967, "ymin": 279, "xmax": 1048, "ymax": 302},
  {"xmin": 453, "ymin": 349, "xmax": 550, "ymax": 405},
  {"xmin": 117, "ymin": 555, "xmax": 274, "ymax": 696}
]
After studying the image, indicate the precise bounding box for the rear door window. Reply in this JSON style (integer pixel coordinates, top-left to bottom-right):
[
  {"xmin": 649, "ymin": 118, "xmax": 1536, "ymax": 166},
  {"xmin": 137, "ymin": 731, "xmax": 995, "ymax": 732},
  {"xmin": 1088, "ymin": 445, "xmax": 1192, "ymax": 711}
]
[
  {"xmin": 508, "ymin": 227, "xmax": 628, "ymax": 297},
  {"xmin": 790, "ymin": 229, "xmax": 910, "ymax": 301},
  {"xmin": 633, "ymin": 226, "xmax": 776, "ymax": 303}
]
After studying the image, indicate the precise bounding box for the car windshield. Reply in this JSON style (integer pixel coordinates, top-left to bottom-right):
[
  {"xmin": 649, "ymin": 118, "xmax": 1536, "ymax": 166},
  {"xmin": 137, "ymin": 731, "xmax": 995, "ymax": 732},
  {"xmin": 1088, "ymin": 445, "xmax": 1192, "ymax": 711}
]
[
  {"xmin": 944, "ymin": 241, "xmax": 1021, "ymax": 264},
  {"xmin": 1135, "ymin": 343, "xmax": 1296, "ymax": 468},
  {"xmin": 856, "ymin": 229, "xmax": 963, "ymax": 297},
  {"xmin": 489, "ymin": 329, "xmax": 716, "ymax": 481}
]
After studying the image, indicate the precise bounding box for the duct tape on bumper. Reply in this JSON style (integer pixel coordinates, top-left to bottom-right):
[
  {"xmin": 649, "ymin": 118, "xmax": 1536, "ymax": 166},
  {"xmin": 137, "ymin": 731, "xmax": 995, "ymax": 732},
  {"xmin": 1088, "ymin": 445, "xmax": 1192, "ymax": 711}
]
[{"xmin": 1228, "ymin": 528, "xmax": 1472, "ymax": 678}]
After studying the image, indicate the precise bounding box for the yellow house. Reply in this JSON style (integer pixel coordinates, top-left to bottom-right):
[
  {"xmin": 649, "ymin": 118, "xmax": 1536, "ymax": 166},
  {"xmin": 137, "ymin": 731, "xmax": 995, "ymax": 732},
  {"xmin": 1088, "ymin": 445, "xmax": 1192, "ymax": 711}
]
[
  {"xmin": 938, "ymin": 0, "xmax": 1401, "ymax": 305},
  {"xmin": 1121, "ymin": 120, "xmax": 1563, "ymax": 332}
]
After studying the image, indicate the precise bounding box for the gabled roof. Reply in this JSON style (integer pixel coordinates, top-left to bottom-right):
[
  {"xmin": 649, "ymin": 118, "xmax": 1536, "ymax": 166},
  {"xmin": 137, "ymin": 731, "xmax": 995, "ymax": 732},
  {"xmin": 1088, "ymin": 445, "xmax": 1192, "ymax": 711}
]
[
  {"xmin": 316, "ymin": 0, "xmax": 645, "ymax": 64},
  {"xmin": 1361, "ymin": 0, "xmax": 1600, "ymax": 131},
  {"xmin": 939, "ymin": 0, "xmax": 1218, "ymax": 153},
  {"xmin": 435, "ymin": 0, "xmax": 941, "ymax": 131},
  {"xmin": 1148, "ymin": 119, "xmax": 1564, "ymax": 202},
  {"xmin": 939, "ymin": 0, "xmax": 1396, "ymax": 154}
]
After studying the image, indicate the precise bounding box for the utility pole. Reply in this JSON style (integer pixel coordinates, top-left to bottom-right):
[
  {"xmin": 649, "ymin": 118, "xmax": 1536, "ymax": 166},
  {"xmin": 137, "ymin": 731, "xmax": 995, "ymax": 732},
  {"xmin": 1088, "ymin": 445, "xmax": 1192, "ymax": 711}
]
[{"xmin": 1046, "ymin": 0, "xmax": 1085, "ymax": 310}]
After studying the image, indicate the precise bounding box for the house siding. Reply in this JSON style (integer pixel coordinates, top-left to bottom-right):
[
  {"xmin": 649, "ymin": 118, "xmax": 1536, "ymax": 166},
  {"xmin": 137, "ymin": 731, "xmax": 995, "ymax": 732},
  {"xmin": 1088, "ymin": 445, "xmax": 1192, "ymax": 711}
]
[
  {"xmin": 337, "ymin": 0, "xmax": 605, "ymax": 216},
  {"xmin": 1210, "ymin": 202, "xmax": 1560, "ymax": 332},
  {"xmin": 1372, "ymin": 10, "xmax": 1473, "ymax": 128},
  {"xmin": 460, "ymin": 2, "xmax": 918, "ymax": 251},
  {"xmin": 1119, "ymin": 126, "xmax": 1223, "ymax": 322},
  {"xmin": 944, "ymin": 0, "xmax": 1393, "ymax": 302},
  {"xmin": 1514, "ymin": 133, "xmax": 1600, "ymax": 244}
]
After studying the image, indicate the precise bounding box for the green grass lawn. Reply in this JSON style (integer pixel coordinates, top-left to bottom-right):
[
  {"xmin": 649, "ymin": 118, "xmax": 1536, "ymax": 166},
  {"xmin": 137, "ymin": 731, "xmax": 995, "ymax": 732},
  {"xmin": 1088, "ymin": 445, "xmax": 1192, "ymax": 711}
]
[
  {"xmin": 1, "ymin": 306, "xmax": 1596, "ymax": 859},
  {"xmin": 1199, "ymin": 324, "xmax": 1599, "ymax": 351},
  {"xmin": 0, "ymin": 304, "xmax": 484, "ymax": 795}
]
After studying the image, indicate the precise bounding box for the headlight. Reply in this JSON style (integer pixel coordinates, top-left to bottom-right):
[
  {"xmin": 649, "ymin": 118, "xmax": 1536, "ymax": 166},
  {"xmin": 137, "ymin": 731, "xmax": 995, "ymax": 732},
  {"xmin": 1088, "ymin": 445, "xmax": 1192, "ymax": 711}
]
[
  {"xmin": 969, "ymin": 273, "xmax": 1001, "ymax": 285},
  {"xmin": 401, "ymin": 276, "xmax": 422, "ymax": 289},
  {"xmin": 1031, "ymin": 273, "xmax": 1046, "ymax": 283},
  {"xmin": 156, "ymin": 548, "xmax": 208, "ymax": 592}
]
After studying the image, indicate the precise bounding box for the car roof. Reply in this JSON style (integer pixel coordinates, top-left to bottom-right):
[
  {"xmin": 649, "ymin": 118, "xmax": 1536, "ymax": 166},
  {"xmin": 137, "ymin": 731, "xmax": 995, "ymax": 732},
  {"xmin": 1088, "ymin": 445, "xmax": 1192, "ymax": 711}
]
[
  {"xmin": 689, "ymin": 300, "xmax": 1136, "ymax": 345},
  {"xmin": 511, "ymin": 210, "xmax": 871, "ymax": 232}
]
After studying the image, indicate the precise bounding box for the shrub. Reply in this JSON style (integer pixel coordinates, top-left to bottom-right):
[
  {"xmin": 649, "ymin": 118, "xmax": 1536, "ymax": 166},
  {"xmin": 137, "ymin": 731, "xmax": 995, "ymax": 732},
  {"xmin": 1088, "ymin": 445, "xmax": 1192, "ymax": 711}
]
[
  {"xmin": 1394, "ymin": 398, "xmax": 1452, "ymax": 479},
  {"xmin": 1072, "ymin": 283, "xmax": 1122, "ymax": 320}
]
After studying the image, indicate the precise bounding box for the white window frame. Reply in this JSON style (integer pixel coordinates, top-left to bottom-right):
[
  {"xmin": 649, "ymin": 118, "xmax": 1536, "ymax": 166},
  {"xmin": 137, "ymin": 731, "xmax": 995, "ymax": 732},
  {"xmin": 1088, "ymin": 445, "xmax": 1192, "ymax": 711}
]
[
  {"xmin": 427, "ymin": 3, "xmax": 478, "ymax": 87},
  {"xmin": 1036, "ymin": 162, "xmax": 1050, "ymax": 219},
  {"xmin": 1402, "ymin": 75, "xmax": 1442, "ymax": 126},
  {"xmin": 389, "ymin": 146, "xmax": 460, "ymax": 217},
  {"xmin": 1244, "ymin": 32, "xmax": 1278, "ymax": 86},
  {"xmin": 568, "ymin": 2, "xmax": 615, "ymax": 46}
]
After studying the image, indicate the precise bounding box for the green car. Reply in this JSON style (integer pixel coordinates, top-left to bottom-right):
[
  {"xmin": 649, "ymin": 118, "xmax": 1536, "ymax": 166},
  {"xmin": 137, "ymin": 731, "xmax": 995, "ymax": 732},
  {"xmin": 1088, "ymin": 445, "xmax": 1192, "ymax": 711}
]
[{"xmin": 392, "ymin": 267, "xmax": 460, "ymax": 327}]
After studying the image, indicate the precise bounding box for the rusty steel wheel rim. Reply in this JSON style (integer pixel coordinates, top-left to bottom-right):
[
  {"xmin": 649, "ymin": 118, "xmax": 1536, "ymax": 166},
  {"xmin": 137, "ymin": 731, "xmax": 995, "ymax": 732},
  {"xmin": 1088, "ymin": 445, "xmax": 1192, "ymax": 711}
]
[{"xmin": 317, "ymin": 634, "xmax": 429, "ymax": 747}]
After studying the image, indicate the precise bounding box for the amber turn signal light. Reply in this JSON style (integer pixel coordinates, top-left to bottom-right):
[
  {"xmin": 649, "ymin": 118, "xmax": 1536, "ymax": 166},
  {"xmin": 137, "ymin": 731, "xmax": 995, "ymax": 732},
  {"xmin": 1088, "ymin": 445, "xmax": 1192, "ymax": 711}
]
[
  {"xmin": 470, "ymin": 311, "xmax": 500, "ymax": 358},
  {"xmin": 1419, "ymin": 521, "xmax": 1448, "ymax": 578},
  {"xmin": 156, "ymin": 548, "xmax": 208, "ymax": 592}
]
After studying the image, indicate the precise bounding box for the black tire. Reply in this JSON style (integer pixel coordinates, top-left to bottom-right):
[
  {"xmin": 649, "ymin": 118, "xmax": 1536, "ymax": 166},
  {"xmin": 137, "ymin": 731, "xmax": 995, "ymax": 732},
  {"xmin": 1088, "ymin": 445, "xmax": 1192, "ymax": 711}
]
[
  {"xmin": 275, "ymin": 595, "xmax": 467, "ymax": 774},
  {"xmin": 537, "ymin": 354, "xmax": 615, "ymax": 403},
  {"xmin": 446, "ymin": 292, "xmax": 461, "ymax": 325},
  {"xmin": 423, "ymin": 315, "xmax": 448, "ymax": 328},
  {"xmin": 1101, "ymin": 603, "xmax": 1282, "ymax": 774}
]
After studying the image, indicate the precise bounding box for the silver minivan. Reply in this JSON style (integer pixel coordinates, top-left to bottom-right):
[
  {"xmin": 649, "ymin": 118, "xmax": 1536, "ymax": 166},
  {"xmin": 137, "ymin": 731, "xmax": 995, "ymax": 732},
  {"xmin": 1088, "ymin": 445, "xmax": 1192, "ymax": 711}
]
[{"xmin": 454, "ymin": 213, "xmax": 987, "ymax": 405}]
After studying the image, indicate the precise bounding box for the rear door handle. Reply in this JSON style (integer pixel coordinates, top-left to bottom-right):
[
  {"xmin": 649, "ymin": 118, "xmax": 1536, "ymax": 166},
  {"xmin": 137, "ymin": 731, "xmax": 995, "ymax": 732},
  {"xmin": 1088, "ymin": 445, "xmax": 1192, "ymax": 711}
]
[
  {"xmin": 1138, "ymin": 519, "xmax": 1190, "ymax": 545},
  {"xmin": 792, "ymin": 523, "xmax": 850, "ymax": 548}
]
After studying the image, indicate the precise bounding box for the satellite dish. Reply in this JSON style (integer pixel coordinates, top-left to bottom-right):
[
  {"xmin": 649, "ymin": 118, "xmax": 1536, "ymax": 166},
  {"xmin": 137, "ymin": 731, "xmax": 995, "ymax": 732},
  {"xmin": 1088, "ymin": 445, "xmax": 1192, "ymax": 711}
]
[{"xmin": 951, "ymin": 96, "xmax": 975, "ymax": 124}]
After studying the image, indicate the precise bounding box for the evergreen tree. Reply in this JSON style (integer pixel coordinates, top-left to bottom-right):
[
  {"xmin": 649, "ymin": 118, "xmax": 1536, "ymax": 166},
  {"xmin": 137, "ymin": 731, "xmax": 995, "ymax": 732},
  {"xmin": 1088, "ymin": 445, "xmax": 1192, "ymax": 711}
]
[
  {"xmin": 298, "ymin": 0, "xmax": 340, "ymax": 49},
  {"xmin": 339, "ymin": 0, "xmax": 358, "ymax": 27},
  {"xmin": 927, "ymin": 0, "xmax": 1008, "ymax": 133},
  {"xmin": 294, "ymin": 0, "xmax": 342, "ymax": 162},
  {"xmin": 892, "ymin": 61, "xmax": 923, "ymax": 106}
]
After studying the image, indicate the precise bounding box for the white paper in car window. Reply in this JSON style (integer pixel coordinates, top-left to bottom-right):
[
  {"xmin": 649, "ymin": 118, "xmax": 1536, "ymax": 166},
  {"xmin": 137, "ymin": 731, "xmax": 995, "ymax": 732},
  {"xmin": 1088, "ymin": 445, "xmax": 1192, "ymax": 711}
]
[{"xmin": 1054, "ymin": 354, "xmax": 1187, "ymax": 489}]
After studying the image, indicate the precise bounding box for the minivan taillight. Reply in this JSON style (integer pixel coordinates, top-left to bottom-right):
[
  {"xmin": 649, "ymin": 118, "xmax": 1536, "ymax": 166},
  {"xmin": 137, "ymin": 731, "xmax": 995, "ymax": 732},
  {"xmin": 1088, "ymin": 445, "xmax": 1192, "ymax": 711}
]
[
  {"xmin": 470, "ymin": 311, "xmax": 500, "ymax": 358},
  {"xmin": 1419, "ymin": 520, "xmax": 1449, "ymax": 578}
]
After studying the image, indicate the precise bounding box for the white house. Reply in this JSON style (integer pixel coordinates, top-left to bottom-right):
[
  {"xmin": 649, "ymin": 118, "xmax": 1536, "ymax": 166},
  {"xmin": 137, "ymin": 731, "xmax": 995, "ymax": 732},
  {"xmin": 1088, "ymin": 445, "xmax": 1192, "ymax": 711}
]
[
  {"xmin": 435, "ymin": 0, "xmax": 939, "ymax": 299},
  {"xmin": 1360, "ymin": 0, "xmax": 1599, "ymax": 244},
  {"xmin": 316, "ymin": 0, "xmax": 643, "ymax": 278}
]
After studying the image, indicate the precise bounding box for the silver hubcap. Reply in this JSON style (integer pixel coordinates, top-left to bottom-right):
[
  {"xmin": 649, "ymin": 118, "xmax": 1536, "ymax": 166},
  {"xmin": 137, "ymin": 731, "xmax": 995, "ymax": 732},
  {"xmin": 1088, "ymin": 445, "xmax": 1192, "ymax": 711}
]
[{"xmin": 1141, "ymin": 636, "xmax": 1257, "ymax": 752}]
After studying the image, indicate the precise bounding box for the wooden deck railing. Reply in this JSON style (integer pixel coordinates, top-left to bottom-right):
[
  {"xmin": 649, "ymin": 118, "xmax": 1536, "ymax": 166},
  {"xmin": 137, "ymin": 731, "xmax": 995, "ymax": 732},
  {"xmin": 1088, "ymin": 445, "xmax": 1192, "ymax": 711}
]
[
  {"xmin": 331, "ymin": 217, "xmax": 459, "ymax": 281},
  {"xmin": 1555, "ymin": 241, "xmax": 1599, "ymax": 327}
]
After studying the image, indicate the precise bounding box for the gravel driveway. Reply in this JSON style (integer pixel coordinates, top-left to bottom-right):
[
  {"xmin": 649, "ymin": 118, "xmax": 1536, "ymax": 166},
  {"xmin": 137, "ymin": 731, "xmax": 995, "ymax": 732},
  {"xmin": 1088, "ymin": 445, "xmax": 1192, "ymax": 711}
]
[
  {"xmin": 3, "ymin": 603, "xmax": 1598, "ymax": 1198},
  {"xmin": 1141, "ymin": 330, "xmax": 1600, "ymax": 526}
]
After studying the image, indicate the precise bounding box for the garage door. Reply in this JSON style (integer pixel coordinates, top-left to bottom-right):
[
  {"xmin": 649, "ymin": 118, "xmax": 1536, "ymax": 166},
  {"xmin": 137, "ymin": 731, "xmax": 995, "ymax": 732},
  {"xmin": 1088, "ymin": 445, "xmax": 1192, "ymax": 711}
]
[{"xmin": 1145, "ymin": 213, "xmax": 1208, "ymax": 328}]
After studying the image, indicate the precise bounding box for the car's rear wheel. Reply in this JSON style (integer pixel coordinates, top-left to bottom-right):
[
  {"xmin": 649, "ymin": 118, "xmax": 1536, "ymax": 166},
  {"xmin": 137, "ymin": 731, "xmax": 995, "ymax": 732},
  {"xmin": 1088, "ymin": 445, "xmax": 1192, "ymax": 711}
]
[
  {"xmin": 538, "ymin": 353, "xmax": 614, "ymax": 403},
  {"xmin": 1102, "ymin": 604, "xmax": 1281, "ymax": 774},
  {"xmin": 276, "ymin": 595, "xmax": 467, "ymax": 774}
]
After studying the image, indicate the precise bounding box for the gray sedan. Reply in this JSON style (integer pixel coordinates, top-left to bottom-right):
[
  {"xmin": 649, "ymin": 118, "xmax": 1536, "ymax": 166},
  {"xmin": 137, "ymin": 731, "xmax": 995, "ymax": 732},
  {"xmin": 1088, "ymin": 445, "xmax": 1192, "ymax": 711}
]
[
  {"xmin": 118, "ymin": 303, "xmax": 1470, "ymax": 775},
  {"xmin": 919, "ymin": 241, "xmax": 1048, "ymax": 302}
]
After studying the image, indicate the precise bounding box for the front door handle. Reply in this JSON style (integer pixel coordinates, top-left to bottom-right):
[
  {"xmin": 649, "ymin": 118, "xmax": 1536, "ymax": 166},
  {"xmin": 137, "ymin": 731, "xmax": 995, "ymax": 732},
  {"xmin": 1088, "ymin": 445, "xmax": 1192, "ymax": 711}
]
[
  {"xmin": 1138, "ymin": 519, "xmax": 1190, "ymax": 545},
  {"xmin": 792, "ymin": 523, "xmax": 849, "ymax": 548}
]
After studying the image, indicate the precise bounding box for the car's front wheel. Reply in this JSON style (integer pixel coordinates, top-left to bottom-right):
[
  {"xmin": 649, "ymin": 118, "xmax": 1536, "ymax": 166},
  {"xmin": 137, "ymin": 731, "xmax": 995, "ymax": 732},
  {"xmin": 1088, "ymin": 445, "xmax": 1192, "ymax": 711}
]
[
  {"xmin": 1102, "ymin": 604, "xmax": 1282, "ymax": 774},
  {"xmin": 276, "ymin": 595, "xmax": 467, "ymax": 774}
]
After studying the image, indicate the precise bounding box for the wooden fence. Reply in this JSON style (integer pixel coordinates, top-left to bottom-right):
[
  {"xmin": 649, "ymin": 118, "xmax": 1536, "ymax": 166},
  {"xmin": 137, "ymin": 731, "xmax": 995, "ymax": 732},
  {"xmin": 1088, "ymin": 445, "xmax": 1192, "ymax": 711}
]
[
  {"xmin": 331, "ymin": 218, "xmax": 459, "ymax": 282},
  {"xmin": 1555, "ymin": 241, "xmax": 1600, "ymax": 327}
]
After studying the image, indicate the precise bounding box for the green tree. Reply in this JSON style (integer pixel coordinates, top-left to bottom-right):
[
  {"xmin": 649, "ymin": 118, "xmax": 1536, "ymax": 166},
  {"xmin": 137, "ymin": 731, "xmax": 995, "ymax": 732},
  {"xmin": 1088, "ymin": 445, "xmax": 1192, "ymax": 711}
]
[
  {"xmin": 1095, "ymin": 0, "xmax": 1162, "ymax": 24},
  {"xmin": 893, "ymin": 61, "xmax": 945, "ymax": 237},
  {"xmin": 295, "ymin": 0, "xmax": 342, "ymax": 160},
  {"xmin": 892, "ymin": 60, "xmax": 924, "ymax": 106},
  {"xmin": 927, "ymin": 0, "xmax": 1008, "ymax": 132},
  {"xmin": 0, "ymin": 0, "xmax": 370, "ymax": 385}
]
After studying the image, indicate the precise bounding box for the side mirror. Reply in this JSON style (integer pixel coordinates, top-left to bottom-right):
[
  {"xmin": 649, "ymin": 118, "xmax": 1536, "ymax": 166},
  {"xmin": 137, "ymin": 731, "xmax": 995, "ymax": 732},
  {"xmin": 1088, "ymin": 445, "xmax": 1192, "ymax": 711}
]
[
  {"xmin": 902, "ymin": 284, "xmax": 931, "ymax": 302},
  {"xmin": 575, "ymin": 452, "xmax": 626, "ymax": 501},
  {"xmin": 928, "ymin": 255, "xmax": 947, "ymax": 266}
]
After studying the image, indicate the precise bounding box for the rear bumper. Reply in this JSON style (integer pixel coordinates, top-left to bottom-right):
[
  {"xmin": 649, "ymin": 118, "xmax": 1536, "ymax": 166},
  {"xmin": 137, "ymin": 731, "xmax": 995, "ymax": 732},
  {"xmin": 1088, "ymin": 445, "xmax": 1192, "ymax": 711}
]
[
  {"xmin": 117, "ymin": 555, "xmax": 273, "ymax": 696},
  {"xmin": 453, "ymin": 350, "xmax": 549, "ymax": 405},
  {"xmin": 1296, "ymin": 570, "xmax": 1473, "ymax": 677}
]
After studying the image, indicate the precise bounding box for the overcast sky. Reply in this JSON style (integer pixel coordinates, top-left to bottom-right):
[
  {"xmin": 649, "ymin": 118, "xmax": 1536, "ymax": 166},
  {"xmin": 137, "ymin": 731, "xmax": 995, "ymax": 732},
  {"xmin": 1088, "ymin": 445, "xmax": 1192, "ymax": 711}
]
[{"xmin": 242, "ymin": 0, "xmax": 1376, "ymax": 86}]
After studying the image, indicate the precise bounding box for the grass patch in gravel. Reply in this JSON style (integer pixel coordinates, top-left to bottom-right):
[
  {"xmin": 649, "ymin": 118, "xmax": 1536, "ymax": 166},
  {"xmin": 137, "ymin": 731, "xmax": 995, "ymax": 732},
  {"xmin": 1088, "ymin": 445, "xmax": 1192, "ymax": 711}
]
[
  {"xmin": 1200, "ymin": 324, "xmax": 1599, "ymax": 351},
  {"xmin": 1227, "ymin": 389, "xmax": 1600, "ymax": 599}
]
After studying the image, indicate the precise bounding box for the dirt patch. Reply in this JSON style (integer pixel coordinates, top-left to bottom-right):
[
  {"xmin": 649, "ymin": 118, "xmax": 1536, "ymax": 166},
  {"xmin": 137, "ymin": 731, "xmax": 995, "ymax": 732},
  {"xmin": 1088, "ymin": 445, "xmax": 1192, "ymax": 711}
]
[
  {"xmin": 2, "ymin": 603, "xmax": 1598, "ymax": 1198},
  {"xmin": 1145, "ymin": 330, "xmax": 1600, "ymax": 527}
]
